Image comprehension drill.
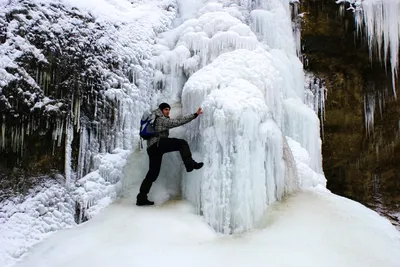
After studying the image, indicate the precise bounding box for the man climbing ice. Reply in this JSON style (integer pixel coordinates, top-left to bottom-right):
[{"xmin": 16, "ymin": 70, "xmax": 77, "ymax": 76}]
[{"xmin": 137, "ymin": 103, "xmax": 204, "ymax": 206}]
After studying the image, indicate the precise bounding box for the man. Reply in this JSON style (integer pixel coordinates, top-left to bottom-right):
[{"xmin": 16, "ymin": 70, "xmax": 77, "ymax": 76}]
[{"xmin": 136, "ymin": 102, "xmax": 204, "ymax": 206}]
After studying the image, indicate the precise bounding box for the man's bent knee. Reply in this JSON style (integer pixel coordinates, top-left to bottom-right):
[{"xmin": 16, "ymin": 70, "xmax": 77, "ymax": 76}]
[{"xmin": 178, "ymin": 138, "xmax": 188, "ymax": 146}]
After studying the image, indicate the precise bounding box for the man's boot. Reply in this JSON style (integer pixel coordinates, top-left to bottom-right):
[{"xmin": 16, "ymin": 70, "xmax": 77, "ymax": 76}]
[
  {"xmin": 136, "ymin": 194, "xmax": 154, "ymax": 206},
  {"xmin": 185, "ymin": 161, "xmax": 204, "ymax": 172}
]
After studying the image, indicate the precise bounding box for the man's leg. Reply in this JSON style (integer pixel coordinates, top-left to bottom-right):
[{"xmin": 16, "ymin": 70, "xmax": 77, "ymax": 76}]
[
  {"xmin": 158, "ymin": 138, "xmax": 203, "ymax": 172},
  {"xmin": 137, "ymin": 147, "xmax": 162, "ymax": 205}
]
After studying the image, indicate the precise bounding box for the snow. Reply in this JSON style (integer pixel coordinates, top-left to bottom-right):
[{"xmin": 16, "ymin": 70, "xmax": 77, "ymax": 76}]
[
  {"xmin": 1, "ymin": 0, "xmax": 399, "ymax": 266},
  {"xmin": 0, "ymin": 148, "xmax": 135, "ymax": 267},
  {"xmin": 11, "ymin": 187, "xmax": 400, "ymax": 267},
  {"xmin": 0, "ymin": 180, "xmax": 75, "ymax": 267}
]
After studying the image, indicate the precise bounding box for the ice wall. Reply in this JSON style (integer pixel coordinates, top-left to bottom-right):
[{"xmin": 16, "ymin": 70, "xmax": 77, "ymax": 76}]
[{"xmin": 154, "ymin": 0, "xmax": 324, "ymax": 234}]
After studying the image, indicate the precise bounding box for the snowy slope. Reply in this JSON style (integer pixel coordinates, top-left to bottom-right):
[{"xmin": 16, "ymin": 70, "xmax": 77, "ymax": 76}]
[{"xmin": 12, "ymin": 187, "xmax": 400, "ymax": 267}]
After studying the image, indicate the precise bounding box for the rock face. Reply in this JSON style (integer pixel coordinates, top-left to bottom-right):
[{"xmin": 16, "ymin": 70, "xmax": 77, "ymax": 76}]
[
  {"xmin": 0, "ymin": 0, "xmax": 175, "ymax": 197},
  {"xmin": 0, "ymin": 1, "xmax": 116, "ymax": 194},
  {"xmin": 301, "ymin": 0, "xmax": 400, "ymax": 227}
]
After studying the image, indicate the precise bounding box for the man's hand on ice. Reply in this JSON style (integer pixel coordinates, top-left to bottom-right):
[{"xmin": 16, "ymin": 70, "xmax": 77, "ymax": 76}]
[{"xmin": 195, "ymin": 107, "xmax": 203, "ymax": 116}]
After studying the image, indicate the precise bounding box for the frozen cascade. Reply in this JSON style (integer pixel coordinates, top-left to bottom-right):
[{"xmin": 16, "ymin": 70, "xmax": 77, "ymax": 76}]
[
  {"xmin": 250, "ymin": 6, "xmax": 296, "ymax": 55},
  {"xmin": 290, "ymin": 0, "xmax": 302, "ymax": 57},
  {"xmin": 154, "ymin": 1, "xmax": 325, "ymax": 233},
  {"xmin": 154, "ymin": 7, "xmax": 259, "ymax": 103}
]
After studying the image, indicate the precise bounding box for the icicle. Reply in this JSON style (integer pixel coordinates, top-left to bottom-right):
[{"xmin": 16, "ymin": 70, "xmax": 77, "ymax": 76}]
[
  {"xmin": 26, "ymin": 119, "xmax": 30, "ymax": 136},
  {"xmin": 77, "ymin": 126, "xmax": 87, "ymax": 180},
  {"xmin": 290, "ymin": 1, "xmax": 302, "ymax": 57},
  {"xmin": 1, "ymin": 116, "xmax": 5, "ymax": 151},
  {"xmin": 20, "ymin": 124, "xmax": 24, "ymax": 157},
  {"xmin": 354, "ymin": 0, "xmax": 400, "ymax": 97},
  {"xmin": 94, "ymin": 93, "xmax": 98, "ymax": 119},
  {"xmin": 74, "ymin": 96, "xmax": 81, "ymax": 132},
  {"xmin": 364, "ymin": 91, "xmax": 375, "ymax": 136},
  {"xmin": 64, "ymin": 117, "xmax": 74, "ymax": 188},
  {"xmin": 58, "ymin": 119, "xmax": 64, "ymax": 147}
]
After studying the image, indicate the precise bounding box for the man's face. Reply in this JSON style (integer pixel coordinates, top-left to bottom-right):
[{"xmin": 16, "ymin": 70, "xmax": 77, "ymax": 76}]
[{"xmin": 162, "ymin": 108, "xmax": 170, "ymax": 117}]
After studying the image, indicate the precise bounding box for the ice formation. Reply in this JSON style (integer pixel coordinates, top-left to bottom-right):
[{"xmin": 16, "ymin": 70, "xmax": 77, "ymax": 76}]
[
  {"xmin": 153, "ymin": 0, "xmax": 325, "ymax": 234},
  {"xmin": 340, "ymin": 0, "xmax": 400, "ymax": 96},
  {"xmin": 304, "ymin": 72, "xmax": 327, "ymax": 138}
]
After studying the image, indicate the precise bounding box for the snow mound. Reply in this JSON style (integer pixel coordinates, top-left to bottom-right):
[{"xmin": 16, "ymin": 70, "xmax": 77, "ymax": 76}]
[{"xmin": 0, "ymin": 180, "xmax": 75, "ymax": 267}]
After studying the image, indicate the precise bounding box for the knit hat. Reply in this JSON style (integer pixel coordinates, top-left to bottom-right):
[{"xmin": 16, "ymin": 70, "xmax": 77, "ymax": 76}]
[{"xmin": 159, "ymin": 102, "xmax": 171, "ymax": 110}]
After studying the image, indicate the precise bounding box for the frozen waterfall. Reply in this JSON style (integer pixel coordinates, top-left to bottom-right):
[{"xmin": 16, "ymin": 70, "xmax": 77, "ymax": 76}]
[{"xmin": 152, "ymin": 0, "xmax": 325, "ymax": 234}]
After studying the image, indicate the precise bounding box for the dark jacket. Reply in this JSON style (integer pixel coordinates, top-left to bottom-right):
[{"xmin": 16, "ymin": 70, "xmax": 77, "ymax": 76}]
[{"xmin": 147, "ymin": 109, "xmax": 197, "ymax": 148}]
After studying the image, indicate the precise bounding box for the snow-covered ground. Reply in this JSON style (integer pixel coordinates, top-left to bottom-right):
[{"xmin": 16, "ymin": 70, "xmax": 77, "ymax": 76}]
[
  {"xmin": 11, "ymin": 186, "xmax": 400, "ymax": 267},
  {"xmin": 0, "ymin": 150, "xmax": 133, "ymax": 267}
]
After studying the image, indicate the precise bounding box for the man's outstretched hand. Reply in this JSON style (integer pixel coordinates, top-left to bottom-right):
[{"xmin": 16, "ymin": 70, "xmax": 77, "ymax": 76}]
[{"xmin": 196, "ymin": 107, "xmax": 203, "ymax": 116}]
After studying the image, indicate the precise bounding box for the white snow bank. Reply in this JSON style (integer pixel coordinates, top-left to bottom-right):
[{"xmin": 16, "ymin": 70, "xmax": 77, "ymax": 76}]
[
  {"xmin": 12, "ymin": 189, "xmax": 400, "ymax": 267},
  {"xmin": 286, "ymin": 137, "xmax": 326, "ymax": 187},
  {"xmin": 0, "ymin": 181, "xmax": 75, "ymax": 267},
  {"xmin": 0, "ymin": 149, "xmax": 133, "ymax": 267}
]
